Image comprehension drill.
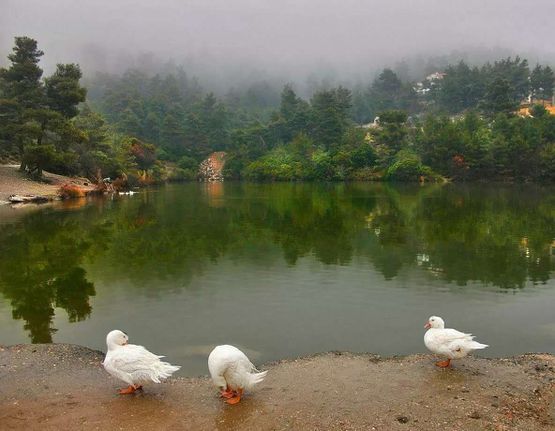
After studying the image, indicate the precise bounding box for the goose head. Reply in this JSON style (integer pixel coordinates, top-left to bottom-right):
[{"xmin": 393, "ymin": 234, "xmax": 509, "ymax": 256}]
[
  {"xmin": 106, "ymin": 329, "xmax": 129, "ymax": 350},
  {"xmin": 424, "ymin": 316, "xmax": 445, "ymax": 329}
]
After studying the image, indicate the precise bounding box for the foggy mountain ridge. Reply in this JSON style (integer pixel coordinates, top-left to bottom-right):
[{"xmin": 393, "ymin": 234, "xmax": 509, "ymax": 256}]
[{"xmin": 2, "ymin": 0, "xmax": 555, "ymax": 94}]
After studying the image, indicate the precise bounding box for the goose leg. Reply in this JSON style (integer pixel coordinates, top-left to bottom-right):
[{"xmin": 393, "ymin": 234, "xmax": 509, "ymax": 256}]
[
  {"xmin": 220, "ymin": 387, "xmax": 236, "ymax": 399},
  {"xmin": 226, "ymin": 388, "xmax": 243, "ymax": 405},
  {"xmin": 435, "ymin": 359, "xmax": 451, "ymax": 368},
  {"xmin": 118, "ymin": 385, "xmax": 137, "ymax": 394}
]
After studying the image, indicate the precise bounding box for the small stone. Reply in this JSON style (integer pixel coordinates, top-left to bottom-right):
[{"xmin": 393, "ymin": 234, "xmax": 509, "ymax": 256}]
[
  {"xmin": 469, "ymin": 411, "xmax": 481, "ymax": 419},
  {"xmin": 396, "ymin": 415, "xmax": 409, "ymax": 424}
]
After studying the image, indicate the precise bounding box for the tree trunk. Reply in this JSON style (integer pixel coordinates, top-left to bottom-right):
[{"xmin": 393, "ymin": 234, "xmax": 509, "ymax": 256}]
[{"xmin": 37, "ymin": 120, "xmax": 47, "ymax": 146}]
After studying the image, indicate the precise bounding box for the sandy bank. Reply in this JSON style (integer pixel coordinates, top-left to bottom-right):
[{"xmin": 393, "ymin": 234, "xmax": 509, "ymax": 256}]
[
  {"xmin": 0, "ymin": 344, "xmax": 554, "ymax": 430},
  {"xmin": 0, "ymin": 165, "xmax": 94, "ymax": 203}
]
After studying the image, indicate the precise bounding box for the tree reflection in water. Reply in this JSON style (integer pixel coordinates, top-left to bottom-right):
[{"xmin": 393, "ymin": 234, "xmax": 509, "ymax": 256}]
[
  {"xmin": 0, "ymin": 213, "xmax": 96, "ymax": 342},
  {"xmin": 0, "ymin": 183, "xmax": 553, "ymax": 342}
]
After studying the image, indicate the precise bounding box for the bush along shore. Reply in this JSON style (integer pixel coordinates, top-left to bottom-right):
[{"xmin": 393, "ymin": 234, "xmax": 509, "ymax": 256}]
[{"xmin": 0, "ymin": 151, "xmax": 227, "ymax": 205}]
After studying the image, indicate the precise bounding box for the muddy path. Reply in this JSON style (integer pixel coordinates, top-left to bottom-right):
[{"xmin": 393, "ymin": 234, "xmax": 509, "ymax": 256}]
[{"xmin": 0, "ymin": 344, "xmax": 554, "ymax": 430}]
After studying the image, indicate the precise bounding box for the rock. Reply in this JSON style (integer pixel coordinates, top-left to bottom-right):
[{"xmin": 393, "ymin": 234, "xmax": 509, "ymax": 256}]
[
  {"xmin": 396, "ymin": 415, "xmax": 410, "ymax": 423},
  {"xmin": 469, "ymin": 411, "xmax": 481, "ymax": 419},
  {"xmin": 198, "ymin": 152, "xmax": 226, "ymax": 182}
]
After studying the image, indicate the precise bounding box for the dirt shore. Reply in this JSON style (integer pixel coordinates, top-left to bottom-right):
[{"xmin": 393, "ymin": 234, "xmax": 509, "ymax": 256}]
[
  {"xmin": 0, "ymin": 344, "xmax": 553, "ymax": 430},
  {"xmin": 0, "ymin": 164, "xmax": 94, "ymax": 203}
]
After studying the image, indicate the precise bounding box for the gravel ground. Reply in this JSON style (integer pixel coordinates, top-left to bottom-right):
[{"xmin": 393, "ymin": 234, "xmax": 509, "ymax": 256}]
[{"xmin": 0, "ymin": 344, "xmax": 553, "ymax": 430}]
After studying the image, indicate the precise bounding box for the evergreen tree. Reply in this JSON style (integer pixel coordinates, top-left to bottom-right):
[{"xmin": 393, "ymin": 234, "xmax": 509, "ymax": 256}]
[
  {"xmin": 437, "ymin": 61, "xmax": 484, "ymax": 113},
  {"xmin": 310, "ymin": 87, "xmax": 352, "ymax": 151},
  {"xmin": 530, "ymin": 65, "xmax": 554, "ymax": 102},
  {"xmin": 367, "ymin": 69, "xmax": 417, "ymax": 118},
  {"xmin": 0, "ymin": 37, "xmax": 45, "ymax": 159},
  {"xmin": 480, "ymin": 78, "xmax": 519, "ymax": 117},
  {"xmin": 45, "ymin": 64, "xmax": 87, "ymax": 118}
]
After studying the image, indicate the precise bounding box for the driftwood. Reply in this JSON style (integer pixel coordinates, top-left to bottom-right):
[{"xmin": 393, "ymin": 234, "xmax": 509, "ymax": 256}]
[{"xmin": 8, "ymin": 194, "xmax": 51, "ymax": 204}]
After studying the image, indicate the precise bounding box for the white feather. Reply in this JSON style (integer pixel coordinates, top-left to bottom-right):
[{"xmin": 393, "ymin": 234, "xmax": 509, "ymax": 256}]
[
  {"xmin": 208, "ymin": 345, "xmax": 267, "ymax": 391},
  {"xmin": 103, "ymin": 330, "xmax": 180, "ymax": 387},
  {"xmin": 424, "ymin": 316, "xmax": 488, "ymax": 360}
]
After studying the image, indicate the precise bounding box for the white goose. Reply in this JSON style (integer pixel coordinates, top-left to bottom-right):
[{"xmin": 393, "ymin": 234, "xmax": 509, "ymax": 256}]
[
  {"xmin": 208, "ymin": 345, "xmax": 268, "ymax": 404},
  {"xmin": 424, "ymin": 316, "xmax": 488, "ymax": 368},
  {"xmin": 103, "ymin": 330, "xmax": 180, "ymax": 394}
]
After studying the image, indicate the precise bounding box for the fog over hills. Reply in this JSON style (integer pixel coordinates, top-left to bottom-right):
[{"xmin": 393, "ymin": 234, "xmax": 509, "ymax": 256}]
[{"xmin": 2, "ymin": 0, "xmax": 555, "ymax": 91}]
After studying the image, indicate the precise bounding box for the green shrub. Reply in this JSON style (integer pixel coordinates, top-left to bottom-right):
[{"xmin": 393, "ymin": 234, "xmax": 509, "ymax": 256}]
[
  {"xmin": 178, "ymin": 155, "xmax": 198, "ymax": 171},
  {"xmin": 244, "ymin": 147, "xmax": 303, "ymax": 181},
  {"xmin": 350, "ymin": 143, "xmax": 376, "ymax": 168},
  {"xmin": 385, "ymin": 150, "xmax": 441, "ymax": 182},
  {"xmin": 222, "ymin": 155, "xmax": 245, "ymax": 179},
  {"xmin": 169, "ymin": 167, "xmax": 197, "ymax": 181},
  {"xmin": 349, "ymin": 167, "xmax": 383, "ymax": 181},
  {"xmin": 309, "ymin": 149, "xmax": 334, "ymax": 180}
]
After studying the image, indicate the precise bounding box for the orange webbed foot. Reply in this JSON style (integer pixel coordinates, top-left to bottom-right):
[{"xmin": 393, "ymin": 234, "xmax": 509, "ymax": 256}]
[
  {"xmin": 435, "ymin": 359, "xmax": 451, "ymax": 368},
  {"xmin": 118, "ymin": 385, "xmax": 137, "ymax": 394},
  {"xmin": 226, "ymin": 395, "xmax": 242, "ymax": 405},
  {"xmin": 225, "ymin": 388, "xmax": 243, "ymax": 405},
  {"xmin": 220, "ymin": 389, "xmax": 236, "ymax": 399}
]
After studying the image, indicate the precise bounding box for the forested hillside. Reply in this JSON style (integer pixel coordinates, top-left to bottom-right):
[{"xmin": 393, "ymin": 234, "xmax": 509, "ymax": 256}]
[{"xmin": 1, "ymin": 36, "xmax": 555, "ymax": 183}]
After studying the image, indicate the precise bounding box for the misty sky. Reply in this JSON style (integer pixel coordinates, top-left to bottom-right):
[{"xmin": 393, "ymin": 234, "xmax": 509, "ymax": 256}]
[{"xmin": 2, "ymin": 0, "xmax": 555, "ymax": 82}]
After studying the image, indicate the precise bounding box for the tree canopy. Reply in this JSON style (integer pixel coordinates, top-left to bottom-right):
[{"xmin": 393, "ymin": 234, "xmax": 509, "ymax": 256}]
[{"xmin": 2, "ymin": 36, "xmax": 555, "ymax": 184}]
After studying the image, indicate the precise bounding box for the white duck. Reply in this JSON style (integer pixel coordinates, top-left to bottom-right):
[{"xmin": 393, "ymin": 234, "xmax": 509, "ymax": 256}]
[
  {"xmin": 208, "ymin": 345, "xmax": 268, "ymax": 404},
  {"xmin": 424, "ymin": 316, "xmax": 488, "ymax": 368},
  {"xmin": 103, "ymin": 329, "xmax": 180, "ymax": 394}
]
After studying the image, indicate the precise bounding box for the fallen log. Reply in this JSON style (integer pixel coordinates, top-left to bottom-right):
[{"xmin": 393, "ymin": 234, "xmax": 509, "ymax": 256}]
[{"xmin": 8, "ymin": 194, "xmax": 51, "ymax": 204}]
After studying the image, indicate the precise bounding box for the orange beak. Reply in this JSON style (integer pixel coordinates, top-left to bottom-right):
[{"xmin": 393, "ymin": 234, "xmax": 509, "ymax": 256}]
[{"xmin": 424, "ymin": 322, "xmax": 431, "ymax": 329}]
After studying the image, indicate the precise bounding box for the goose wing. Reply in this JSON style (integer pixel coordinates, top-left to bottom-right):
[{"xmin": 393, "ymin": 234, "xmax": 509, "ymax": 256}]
[
  {"xmin": 436, "ymin": 328, "xmax": 474, "ymax": 345},
  {"xmin": 109, "ymin": 344, "xmax": 163, "ymax": 375}
]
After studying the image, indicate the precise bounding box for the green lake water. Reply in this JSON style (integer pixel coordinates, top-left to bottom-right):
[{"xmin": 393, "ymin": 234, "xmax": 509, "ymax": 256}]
[{"xmin": 0, "ymin": 182, "xmax": 554, "ymax": 376}]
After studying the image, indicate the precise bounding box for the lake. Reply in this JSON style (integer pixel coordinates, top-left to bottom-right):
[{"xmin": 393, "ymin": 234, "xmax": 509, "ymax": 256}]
[{"xmin": 0, "ymin": 182, "xmax": 554, "ymax": 376}]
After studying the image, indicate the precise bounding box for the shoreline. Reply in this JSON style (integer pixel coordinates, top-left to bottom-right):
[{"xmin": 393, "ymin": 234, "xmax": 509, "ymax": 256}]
[
  {"xmin": 0, "ymin": 164, "xmax": 95, "ymax": 204},
  {"xmin": 1, "ymin": 344, "xmax": 553, "ymax": 430}
]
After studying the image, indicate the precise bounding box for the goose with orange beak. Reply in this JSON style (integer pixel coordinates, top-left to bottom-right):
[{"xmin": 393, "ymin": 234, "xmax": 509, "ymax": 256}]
[
  {"xmin": 424, "ymin": 316, "xmax": 488, "ymax": 368},
  {"xmin": 103, "ymin": 330, "xmax": 180, "ymax": 394}
]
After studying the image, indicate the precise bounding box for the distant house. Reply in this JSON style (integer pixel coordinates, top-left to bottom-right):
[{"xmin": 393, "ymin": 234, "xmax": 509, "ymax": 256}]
[
  {"xmin": 361, "ymin": 116, "xmax": 380, "ymax": 129},
  {"xmin": 425, "ymin": 72, "xmax": 446, "ymax": 82},
  {"xmin": 414, "ymin": 71, "xmax": 446, "ymax": 95}
]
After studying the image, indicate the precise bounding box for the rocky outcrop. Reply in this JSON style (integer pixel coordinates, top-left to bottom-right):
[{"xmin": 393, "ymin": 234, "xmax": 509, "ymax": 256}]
[{"xmin": 198, "ymin": 152, "xmax": 226, "ymax": 182}]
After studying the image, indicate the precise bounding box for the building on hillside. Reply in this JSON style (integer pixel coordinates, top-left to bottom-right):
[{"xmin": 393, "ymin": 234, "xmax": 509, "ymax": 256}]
[
  {"xmin": 361, "ymin": 116, "xmax": 380, "ymax": 129},
  {"xmin": 414, "ymin": 71, "xmax": 446, "ymax": 95},
  {"xmin": 425, "ymin": 72, "xmax": 446, "ymax": 82}
]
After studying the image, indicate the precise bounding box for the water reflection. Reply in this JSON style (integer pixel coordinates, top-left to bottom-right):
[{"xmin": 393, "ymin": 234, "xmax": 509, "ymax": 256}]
[
  {"xmin": 0, "ymin": 183, "xmax": 553, "ymax": 343},
  {"xmin": 0, "ymin": 212, "xmax": 96, "ymax": 342}
]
